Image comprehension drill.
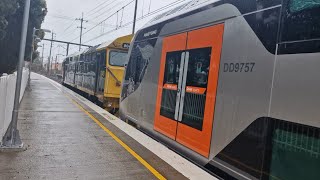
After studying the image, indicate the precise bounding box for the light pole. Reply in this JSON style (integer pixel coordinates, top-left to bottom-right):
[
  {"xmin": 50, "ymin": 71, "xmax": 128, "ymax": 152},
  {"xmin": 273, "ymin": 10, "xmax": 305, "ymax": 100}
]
[
  {"xmin": 29, "ymin": 28, "xmax": 51, "ymax": 82},
  {"xmin": 1, "ymin": 0, "xmax": 30, "ymax": 149}
]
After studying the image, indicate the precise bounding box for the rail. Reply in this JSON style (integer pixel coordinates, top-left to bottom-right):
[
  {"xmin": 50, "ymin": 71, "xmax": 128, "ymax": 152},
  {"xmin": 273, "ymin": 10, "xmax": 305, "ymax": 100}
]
[{"xmin": 0, "ymin": 69, "xmax": 29, "ymax": 143}]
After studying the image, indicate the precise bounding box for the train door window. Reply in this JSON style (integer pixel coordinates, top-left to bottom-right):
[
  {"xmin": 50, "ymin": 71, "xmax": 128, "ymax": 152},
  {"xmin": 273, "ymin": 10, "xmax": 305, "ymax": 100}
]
[
  {"xmin": 281, "ymin": 0, "xmax": 320, "ymax": 42},
  {"xmin": 98, "ymin": 51, "xmax": 106, "ymax": 92},
  {"xmin": 180, "ymin": 47, "xmax": 211, "ymax": 131},
  {"xmin": 160, "ymin": 51, "xmax": 184, "ymax": 120}
]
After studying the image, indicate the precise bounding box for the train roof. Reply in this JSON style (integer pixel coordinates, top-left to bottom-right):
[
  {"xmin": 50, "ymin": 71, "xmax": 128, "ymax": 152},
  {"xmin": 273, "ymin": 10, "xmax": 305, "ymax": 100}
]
[
  {"xmin": 63, "ymin": 51, "xmax": 82, "ymax": 63},
  {"xmin": 96, "ymin": 34, "xmax": 133, "ymax": 51},
  {"xmin": 82, "ymin": 44, "xmax": 101, "ymax": 54},
  {"xmin": 143, "ymin": 0, "xmax": 220, "ymax": 29},
  {"xmin": 66, "ymin": 51, "xmax": 82, "ymax": 58}
]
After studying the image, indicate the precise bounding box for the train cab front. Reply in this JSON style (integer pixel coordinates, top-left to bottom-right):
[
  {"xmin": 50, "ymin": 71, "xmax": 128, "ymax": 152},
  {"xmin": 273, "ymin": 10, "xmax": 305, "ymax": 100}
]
[{"xmin": 103, "ymin": 49, "xmax": 127, "ymax": 113}]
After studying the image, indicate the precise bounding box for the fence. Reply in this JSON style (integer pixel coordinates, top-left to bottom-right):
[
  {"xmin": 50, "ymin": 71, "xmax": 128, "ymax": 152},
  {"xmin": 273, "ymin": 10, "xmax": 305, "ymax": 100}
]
[{"xmin": 0, "ymin": 69, "xmax": 29, "ymax": 143}]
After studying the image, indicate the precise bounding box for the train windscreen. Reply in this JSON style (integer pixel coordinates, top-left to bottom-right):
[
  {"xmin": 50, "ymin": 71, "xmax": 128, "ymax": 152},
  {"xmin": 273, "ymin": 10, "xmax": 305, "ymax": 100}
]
[{"xmin": 109, "ymin": 51, "xmax": 128, "ymax": 67}]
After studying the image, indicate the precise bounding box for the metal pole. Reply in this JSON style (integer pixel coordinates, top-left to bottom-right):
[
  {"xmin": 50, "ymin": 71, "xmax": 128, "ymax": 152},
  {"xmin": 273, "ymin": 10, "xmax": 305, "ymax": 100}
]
[
  {"xmin": 50, "ymin": 56, "xmax": 53, "ymax": 73},
  {"xmin": 29, "ymin": 27, "xmax": 36, "ymax": 83},
  {"xmin": 1, "ymin": 0, "xmax": 31, "ymax": 148},
  {"xmin": 66, "ymin": 43, "xmax": 69, "ymax": 56},
  {"xmin": 55, "ymin": 55, "xmax": 57, "ymax": 75},
  {"xmin": 132, "ymin": 0, "xmax": 138, "ymax": 34},
  {"xmin": 76, "ymin": 13, "xmax": 87, "ymax": 51},
  {"xmin": 41, "ymin": 44, "xmax": 44, "ymax": 70},
  {"xmin": 79, "ymin": 13, "xmax": 83, "ymax": 51},
  {"xmin": 48, "ymin": 32, "xmax": 54, "ymax": 75}
]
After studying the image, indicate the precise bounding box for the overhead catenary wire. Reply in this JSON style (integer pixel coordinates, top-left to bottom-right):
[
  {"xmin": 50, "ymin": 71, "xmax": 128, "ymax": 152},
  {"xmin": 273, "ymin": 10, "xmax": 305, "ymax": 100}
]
[
  {"xmin": 85, "ymin": 0, "xmax": 114, "ymax": 17},
  {"xmin": 50, "ymin": 0, "xmax": 132, "ymax": 43},
  {"xmin": 67, "ymin": 0, "xmax": 193, "ymax": 55},
  {"xmin": 59, "ymin": 20, "xmax": 76, "ymax": 34},
  {"xmin": 43, "ymin": 0, "xmax": 134, "ymax": 59},
  {"xmin": 69, "ymin": 0, "xmax": 135, "ymax": 43},
  {"xmin": 83, "ymin": 0, "xmax": 189, "ymax": 44},
  {"xmin": 88, "ymin": 0, "xmax": 129, "ymax": 21}
]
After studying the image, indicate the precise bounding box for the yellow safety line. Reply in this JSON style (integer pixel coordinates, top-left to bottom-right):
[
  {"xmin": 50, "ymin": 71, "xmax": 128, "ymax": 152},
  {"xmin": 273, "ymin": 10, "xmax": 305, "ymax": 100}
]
[{"xmin": 65, "ymin": 94, "xmax": 166, "ymax": 180}]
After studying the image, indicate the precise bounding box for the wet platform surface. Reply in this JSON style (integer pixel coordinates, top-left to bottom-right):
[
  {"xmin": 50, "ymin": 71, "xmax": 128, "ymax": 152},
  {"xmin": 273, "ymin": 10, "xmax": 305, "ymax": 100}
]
[{"xmin": 0, "ymin": 73, "xmax": 188, "ymax": 179}]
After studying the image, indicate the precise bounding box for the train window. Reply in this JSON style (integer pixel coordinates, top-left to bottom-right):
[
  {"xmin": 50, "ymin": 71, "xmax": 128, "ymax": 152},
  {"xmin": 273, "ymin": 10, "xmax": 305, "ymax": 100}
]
[
  {"xmin": 163, "ymin": 51, "xmax": 181, "ymax": 85},
  {"xmin": 185, "ymin": 48, "xmax": 211, "ymax": 88},
  {"xmin": 160, "ymin": 51, "xmax": 183, "ymax": 119},
  {"xmin": 269, "ymin": 122, "xmax": 320, "ymax": 180},
  {"xmin": 102, "ymin": 51, "xmax": 106, "ymax": 65},
  {"xmin": 180, "ymin": 47, "xmax": 211, "ymax": 131},
  {"xmin": 124, "ymin": 38, "xmax": 156, "ymax": 86},
  {"xmin": 80, "ymin": 55, "xmax": 84, "ymax": 62},
  {"xmin": 85, "ymin": 63, "xmax": 88, "ymax": 73},
  {"xmin": 109, "ymin": 51, "xmax": 128, "ymax": 67},
  {"xmin": 289, "ymin": 0, "xmax": 320, "ymax": 12},
  {"xmin": 87, "ymin": 54, "xmax": 90, "ymax": 61},
  {"xmin": 281, "ymin": 0, "xmax": 320, "ymax": 42}
]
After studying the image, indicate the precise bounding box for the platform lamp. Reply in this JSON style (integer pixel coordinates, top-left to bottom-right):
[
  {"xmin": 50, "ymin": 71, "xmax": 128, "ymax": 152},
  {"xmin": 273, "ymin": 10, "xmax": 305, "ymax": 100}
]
[{"xmin": 29, "ymin": 28, "xmax": 51, "ymax": 83}]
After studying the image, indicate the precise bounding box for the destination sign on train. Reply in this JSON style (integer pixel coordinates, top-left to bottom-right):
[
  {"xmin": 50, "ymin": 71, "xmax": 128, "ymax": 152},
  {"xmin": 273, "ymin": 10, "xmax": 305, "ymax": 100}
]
[{"xmin": 122, "ymin": 43, "xmax": 130, "ymax": 49}]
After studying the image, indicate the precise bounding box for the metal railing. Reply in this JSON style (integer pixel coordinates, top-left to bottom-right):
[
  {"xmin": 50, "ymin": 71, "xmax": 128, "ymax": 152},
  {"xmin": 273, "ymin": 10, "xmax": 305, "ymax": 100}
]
[{"xmin": 0, "ymin": 69, "xmax": 29, "ymax": 143}]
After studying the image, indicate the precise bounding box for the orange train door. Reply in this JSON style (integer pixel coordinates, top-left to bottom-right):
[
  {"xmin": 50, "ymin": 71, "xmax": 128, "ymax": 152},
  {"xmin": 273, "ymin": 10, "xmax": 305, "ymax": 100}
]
[
  {"xmin": 154, "ymin": 32, "xmax": 188, "ymax": 140},
  {"xmin": 154, "ymin": 24, "xmax": 224, "ymax": 157}
]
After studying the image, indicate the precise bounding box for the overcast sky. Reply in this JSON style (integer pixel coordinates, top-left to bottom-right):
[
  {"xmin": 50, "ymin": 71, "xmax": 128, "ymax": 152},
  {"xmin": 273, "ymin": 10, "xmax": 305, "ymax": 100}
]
[{"xmin": 41, "ymin": 0, "xmax": 187, "ymax": 63}]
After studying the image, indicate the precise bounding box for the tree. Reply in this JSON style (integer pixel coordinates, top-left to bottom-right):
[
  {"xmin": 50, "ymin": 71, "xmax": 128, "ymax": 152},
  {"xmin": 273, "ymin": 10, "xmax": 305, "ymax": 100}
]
[
  {"xmin": 0, "ymin": 0, "xmax": 18, "ymax": 40},
  {"xmin": 0, "ymin": 0, "xmax": 47, "ymax": 74}
]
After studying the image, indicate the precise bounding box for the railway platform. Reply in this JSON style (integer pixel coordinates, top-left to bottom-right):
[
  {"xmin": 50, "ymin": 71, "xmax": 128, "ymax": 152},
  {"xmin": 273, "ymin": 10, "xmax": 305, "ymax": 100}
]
[{"xmin": 0, "ymin": 73, "xmax": 215, "ymax": 180}]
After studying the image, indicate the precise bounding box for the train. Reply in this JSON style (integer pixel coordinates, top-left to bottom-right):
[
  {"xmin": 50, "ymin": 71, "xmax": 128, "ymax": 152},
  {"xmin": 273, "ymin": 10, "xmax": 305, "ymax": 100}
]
[
  {"xmin": 63, "ymin": 34, "xmax": 133, "ymax": 112},
  {"xmin": 120, "ymin": 0, "xmax": 320, "ymax": 179}
]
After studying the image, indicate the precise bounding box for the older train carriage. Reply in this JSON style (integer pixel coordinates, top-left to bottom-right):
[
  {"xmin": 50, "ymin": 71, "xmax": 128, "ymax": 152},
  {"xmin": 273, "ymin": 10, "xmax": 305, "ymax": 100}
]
[
  {"xmin": 120, "ymin": 0, "xmax": 320, "ymax": 179},
  {"xmin": 63, "ymin": 52, "xmax": 81, "ymax": 87},
  {"xmin": 74, "ymin": 45, "xmax": 100, "ymax": 95},
  {"xmin": 63, "ymin": 34, "xmax": 133, "ymax": 112},
  {"xmin": 95, "ymin": 34, "xmax": 133, "ymax": 111}
]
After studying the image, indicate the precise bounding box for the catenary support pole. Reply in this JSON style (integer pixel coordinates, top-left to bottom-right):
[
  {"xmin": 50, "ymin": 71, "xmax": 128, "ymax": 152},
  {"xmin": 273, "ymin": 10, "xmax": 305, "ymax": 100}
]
[
  {"xmin": 50, "ymin": 56, "xmax": 53, "ymax": 73},
  {"xmin": 55, "ymin": 55, "xmax": 57, "ymax": 74},
  {"xmin": 76, "ymin": 13, "xmax": 88, "ymax": 51},
  {"xmin": 48, "ymin": 31, "xmax": 54, "ymax": 75},
  {"xmin": 1, "ymin": 0, "xmax": 31, "ymax": 148},
  {"xmin": 41, "ymin": 44, "xmax": 45, "ymax": 70},
  {"xmin": 66, "ymin": 43, "xmax": 69, "ymax": 56},
  {"xmin": 132, "ymin": 0, "xmax": 138, "ymax": 34}
]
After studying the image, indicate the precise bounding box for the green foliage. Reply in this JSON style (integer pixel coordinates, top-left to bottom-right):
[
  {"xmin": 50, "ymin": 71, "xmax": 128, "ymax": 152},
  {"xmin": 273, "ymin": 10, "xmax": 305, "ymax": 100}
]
[
  {"xmin": 0, "ymin": 0, "xmax": 47, "ymax": 74},
  {"xmin": 0, "ymin": 0, "xmax": 18, "ymax": 40}
]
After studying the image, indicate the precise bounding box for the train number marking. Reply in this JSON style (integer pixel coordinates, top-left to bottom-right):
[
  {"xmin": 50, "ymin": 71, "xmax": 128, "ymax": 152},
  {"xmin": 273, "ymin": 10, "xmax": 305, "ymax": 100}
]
[{"xmin": 223, "ymin": 63, "xmax": 255, "ymax": 73}]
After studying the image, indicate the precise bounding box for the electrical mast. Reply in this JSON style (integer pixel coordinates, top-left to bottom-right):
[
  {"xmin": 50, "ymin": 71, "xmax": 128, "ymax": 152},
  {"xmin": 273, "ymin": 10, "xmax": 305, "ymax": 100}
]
[{"xmin": 76, "ymin": 13, "xmax": 88, "ymax": 51}]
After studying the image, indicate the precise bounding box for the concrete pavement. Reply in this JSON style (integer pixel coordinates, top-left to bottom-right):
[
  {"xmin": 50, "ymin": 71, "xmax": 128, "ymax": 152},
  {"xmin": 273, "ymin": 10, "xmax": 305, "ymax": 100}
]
[{"xmin": 0, "ymin": 73, "xmax": 187, "ymax": 180}]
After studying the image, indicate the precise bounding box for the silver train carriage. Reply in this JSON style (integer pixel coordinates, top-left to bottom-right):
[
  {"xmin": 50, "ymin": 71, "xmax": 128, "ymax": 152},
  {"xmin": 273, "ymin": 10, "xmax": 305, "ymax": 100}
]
[{"xmin": 120, "ymin": 0, "xmax": 320, "ymax": 179}]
